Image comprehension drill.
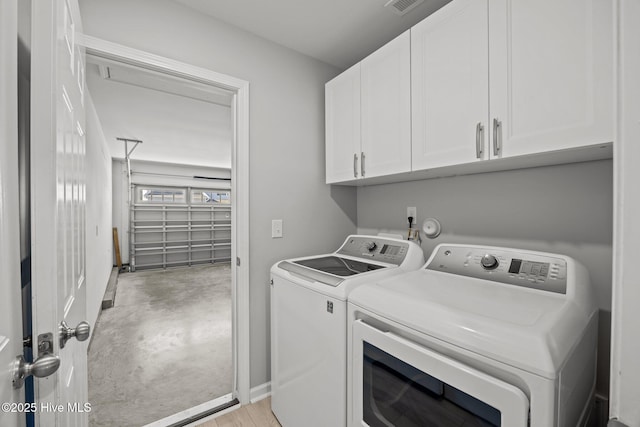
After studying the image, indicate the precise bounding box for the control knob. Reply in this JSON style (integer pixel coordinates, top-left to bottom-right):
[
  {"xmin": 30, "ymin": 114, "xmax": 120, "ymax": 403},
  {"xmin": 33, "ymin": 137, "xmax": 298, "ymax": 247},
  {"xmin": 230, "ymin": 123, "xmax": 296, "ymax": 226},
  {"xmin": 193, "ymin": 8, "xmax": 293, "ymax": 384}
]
[
  {"xmin": 480, "ymin": 254, "xmax": 499, "ymax": 270},
  {"xmin": 366, "ymin": 242, "xmax": 377, "ymax": 252}
]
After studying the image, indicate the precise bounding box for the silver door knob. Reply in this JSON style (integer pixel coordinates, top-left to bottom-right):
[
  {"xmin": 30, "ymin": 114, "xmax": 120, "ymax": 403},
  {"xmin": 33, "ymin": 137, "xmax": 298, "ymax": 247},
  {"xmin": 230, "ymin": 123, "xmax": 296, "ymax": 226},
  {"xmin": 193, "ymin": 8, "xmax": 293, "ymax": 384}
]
[
  {"xmin": 12, "ymin": 354, "xmax": 60, "ymax": 389},
  {"xmin": 59, "ymin": 320, "xmax": 90, "ymax": 349}
]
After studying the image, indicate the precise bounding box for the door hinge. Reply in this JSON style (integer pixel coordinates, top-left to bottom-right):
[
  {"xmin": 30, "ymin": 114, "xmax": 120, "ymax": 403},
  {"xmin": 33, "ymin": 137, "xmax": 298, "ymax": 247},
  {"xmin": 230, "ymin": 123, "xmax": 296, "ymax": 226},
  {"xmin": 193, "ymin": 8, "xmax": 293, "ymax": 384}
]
[{"xmin": 236, "ymin": 257, "xmax": 241, "ymax": 266}]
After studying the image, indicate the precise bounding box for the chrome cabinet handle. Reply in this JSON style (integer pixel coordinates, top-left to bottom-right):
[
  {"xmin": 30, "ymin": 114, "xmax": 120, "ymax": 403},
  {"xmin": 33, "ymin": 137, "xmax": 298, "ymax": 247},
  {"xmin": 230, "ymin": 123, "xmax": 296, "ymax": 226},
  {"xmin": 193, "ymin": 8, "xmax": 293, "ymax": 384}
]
[
  {"xmin": 475, "ymin": 122, "xmax": 484, "ymax": 159},
  {"xmin": 353, "ymin": 153, "xmax": 358, "ymax": 178},
  {"xmin": 493, "ymin": 118, "xmax": 502, "ymax": 156},
  {"xmin": 361, "ymin": 152, "xmax": 365, "ymax": 177},
  {"xmin": 59, "ymin": 320, "xmax": 90, "ymax": 349}
]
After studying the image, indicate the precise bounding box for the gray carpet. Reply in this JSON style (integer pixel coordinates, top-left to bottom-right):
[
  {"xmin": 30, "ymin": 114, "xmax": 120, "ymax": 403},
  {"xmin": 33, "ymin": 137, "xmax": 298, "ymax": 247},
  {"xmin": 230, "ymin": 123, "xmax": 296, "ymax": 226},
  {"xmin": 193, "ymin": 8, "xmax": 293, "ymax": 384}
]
[{"xmin": 88, "ymin": 263, "xmax": 232, "ymax": 427}]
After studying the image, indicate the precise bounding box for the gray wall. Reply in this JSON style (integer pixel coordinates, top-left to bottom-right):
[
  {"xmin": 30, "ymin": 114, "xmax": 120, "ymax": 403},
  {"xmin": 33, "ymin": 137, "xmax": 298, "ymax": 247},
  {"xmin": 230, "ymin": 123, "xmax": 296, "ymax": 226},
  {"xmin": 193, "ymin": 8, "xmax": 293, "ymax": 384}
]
[
  {"xmin": 357, "ymin": 159, "xmax": 613, "ymax": 395},
  {"xmin": 80, "ymin": 0, "xmax": 358, "ymax": 388},
  {"xmin": 85, "ymin": 94, "xmax": 114, "ymax": 340}
]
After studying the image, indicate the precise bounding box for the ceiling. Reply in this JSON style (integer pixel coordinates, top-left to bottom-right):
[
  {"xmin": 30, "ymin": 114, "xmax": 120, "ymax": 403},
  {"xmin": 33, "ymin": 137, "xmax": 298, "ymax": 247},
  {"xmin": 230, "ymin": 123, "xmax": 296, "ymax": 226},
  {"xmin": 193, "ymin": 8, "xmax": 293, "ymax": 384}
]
[
  {"xmin": 86, "ymin": 58, "xmax": 233, "ymax": 169},
  {"xmin": 174, "ymin": 0, "xmax": 452, "ymax": 69},
  {"xmin": 86, "ymin": 0, "xmax": 452, "ymax": 168}
]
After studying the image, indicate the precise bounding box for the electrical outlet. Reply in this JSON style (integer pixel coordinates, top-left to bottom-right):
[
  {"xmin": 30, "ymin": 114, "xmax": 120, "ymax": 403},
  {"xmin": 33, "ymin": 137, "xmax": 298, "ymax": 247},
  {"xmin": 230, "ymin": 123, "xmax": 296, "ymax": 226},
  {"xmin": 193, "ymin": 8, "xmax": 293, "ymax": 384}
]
[
  {"xmin": 272, "ymin": 219, "xmax": 283, "ymax": 238},
  {"xmin": 407, "ymin": 207, "xmax": 417, "ymax": 222}
]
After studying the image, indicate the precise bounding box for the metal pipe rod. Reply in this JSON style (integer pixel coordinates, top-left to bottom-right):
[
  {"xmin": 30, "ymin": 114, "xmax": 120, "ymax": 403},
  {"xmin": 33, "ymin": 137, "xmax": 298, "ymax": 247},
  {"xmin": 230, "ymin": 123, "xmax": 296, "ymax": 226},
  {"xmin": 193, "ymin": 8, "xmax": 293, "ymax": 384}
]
[{"xmin": 117, "ymin": 137, "xmax": 143, "ymax": 272}]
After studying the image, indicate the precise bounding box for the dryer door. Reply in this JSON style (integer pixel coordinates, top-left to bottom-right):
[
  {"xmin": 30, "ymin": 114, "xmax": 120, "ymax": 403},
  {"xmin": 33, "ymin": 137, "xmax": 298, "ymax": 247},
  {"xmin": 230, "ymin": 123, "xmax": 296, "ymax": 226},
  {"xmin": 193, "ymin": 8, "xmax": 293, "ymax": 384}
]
[{"xmin": 351, "ymin": 320, "xmax": 529, "ymax": 427}]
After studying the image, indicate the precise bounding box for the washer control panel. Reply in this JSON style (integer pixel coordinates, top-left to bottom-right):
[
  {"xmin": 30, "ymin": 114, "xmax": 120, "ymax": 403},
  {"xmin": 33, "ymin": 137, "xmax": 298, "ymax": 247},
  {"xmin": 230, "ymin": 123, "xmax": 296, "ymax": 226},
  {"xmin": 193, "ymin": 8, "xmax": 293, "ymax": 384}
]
[
  {"xmin": 337, "ymin": 236, "xmax": 409, "ymax": 266},
  {"xmin": 426, "ymin": 245, "xmax": 568, "ymax": 294}
]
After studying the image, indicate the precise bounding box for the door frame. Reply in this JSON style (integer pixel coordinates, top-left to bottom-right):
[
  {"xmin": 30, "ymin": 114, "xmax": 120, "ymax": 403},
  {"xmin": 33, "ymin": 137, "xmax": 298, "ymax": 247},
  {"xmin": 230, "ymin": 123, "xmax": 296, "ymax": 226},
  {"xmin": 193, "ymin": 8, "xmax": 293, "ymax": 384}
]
[
  {"xmin": 610, "ymin": 0, "xmax": 640, "ymax": 425},
  {"xmin": 77, "ymin": 35, "xmax": 251, "ymax": 407}
]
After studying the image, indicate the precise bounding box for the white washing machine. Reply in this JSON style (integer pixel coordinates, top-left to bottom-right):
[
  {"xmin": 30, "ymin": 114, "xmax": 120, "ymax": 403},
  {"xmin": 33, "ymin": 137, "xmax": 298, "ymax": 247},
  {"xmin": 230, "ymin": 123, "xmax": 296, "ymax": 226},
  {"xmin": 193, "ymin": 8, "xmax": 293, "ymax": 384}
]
[
  {"xmin": 270, "ymin": 235, "xmax": 425, "ymax": 427},
  {"xmin": 347, "ymin": 244, "xmax": 598, "ymax": 427}
]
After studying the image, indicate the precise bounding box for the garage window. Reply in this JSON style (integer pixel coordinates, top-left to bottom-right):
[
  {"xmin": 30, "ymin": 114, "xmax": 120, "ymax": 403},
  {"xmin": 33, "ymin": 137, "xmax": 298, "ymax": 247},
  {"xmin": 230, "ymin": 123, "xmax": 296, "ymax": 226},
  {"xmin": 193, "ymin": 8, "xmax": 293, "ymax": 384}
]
[
  {"xmin": 191, "ymin": 189, "xmax": 231, "ymax": 204},
  {"xmin": 138, "ymin": 187, "xmax": 187, "ymax": 203}
]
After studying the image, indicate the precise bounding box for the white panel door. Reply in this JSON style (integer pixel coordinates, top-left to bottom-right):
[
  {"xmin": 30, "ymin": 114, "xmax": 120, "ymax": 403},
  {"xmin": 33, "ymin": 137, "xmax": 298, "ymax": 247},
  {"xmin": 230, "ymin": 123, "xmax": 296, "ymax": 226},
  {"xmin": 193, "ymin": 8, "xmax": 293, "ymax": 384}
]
[
  {"xmin": 489, "ymin": 0, "xmax": 613, "ymax": 158},
  {"xmin": 31, "ymin": 0, "xmax": 89, "ymax": 426},
  {"xmin": 361, "ymin": 30, "xmax": 411, "ymax": 178},
  {"xmin": 411, "ymin": 0, "xmax": 489, "ymax": 170},
  {"xmin": 0, "ymin": 0, "xmax": 25, "ymax": 425},
  {"xmin": 325, "ymin": 63, "xmax": 361, "ymax": 183}
]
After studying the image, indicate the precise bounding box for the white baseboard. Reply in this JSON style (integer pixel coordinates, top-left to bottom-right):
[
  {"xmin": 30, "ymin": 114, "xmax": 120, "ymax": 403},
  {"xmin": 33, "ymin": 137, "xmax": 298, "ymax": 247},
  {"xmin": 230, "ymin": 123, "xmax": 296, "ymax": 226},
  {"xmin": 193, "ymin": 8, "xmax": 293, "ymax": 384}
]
[{"xmin": 250, "ymin": 382, "xmax": 271, "ymax": 403}]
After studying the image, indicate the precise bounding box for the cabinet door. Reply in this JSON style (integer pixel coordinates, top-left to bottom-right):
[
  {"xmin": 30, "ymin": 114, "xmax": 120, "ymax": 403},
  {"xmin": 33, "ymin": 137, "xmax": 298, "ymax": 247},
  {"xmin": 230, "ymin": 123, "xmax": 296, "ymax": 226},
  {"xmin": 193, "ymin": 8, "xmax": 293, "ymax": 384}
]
[
  {"xmin": 412, "ymin": 0, "xmax": 489, "ymax": 170},
  {"xmin": 489, "ymin": 0, "xmax": 613, "ymax": 158},
  {"xmin": 361, "ymin": 30, "xmax": 411, "ymax": 178},
  {"xmin": 325, "ymin": 63, "xmax": 361, "ymax": 184}
]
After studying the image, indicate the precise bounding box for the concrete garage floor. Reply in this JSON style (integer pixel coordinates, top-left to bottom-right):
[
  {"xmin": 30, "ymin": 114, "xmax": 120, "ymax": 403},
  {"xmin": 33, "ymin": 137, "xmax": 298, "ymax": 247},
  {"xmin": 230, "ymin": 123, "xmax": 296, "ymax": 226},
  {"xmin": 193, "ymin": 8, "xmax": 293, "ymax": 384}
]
[{"xmin": 88, "ymin": 263, "xmax": 232, "ymax": 427}]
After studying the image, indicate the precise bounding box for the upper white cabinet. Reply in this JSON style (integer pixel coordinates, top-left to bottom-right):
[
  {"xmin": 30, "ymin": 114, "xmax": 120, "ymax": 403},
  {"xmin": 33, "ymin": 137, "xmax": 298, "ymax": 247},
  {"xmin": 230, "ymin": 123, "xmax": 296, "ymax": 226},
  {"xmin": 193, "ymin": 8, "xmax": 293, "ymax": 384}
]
[
  {"xmin": 412, "ymin": 0, "xmax": 490, "ymax": 170},
  {"xmin": 326, "ymin": 63, "xmax": 361, "ymax": 184},
  {"xmin": 325, "ymin": 31, "xmax": 411, "ymax": 184},
  {"xmin": 489, "ymin": 0, "xmax": 613, "ymax": 158},
  {"xmin": 327, "ymin": 0, "xmax": 613, "ymax": 184},
  {"xmin": 411, "ymin": 0, "xmax": 613, "ymax": 171},
  {"xmin": 360, "ymin": 30, "xmax": 412, "ymax": 179}
]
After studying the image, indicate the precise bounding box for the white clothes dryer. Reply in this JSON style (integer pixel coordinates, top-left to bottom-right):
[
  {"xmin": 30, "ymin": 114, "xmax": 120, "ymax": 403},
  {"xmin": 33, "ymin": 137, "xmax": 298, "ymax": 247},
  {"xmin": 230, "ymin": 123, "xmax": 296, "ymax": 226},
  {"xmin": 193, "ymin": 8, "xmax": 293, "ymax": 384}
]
[
  {"xmin": 347, "ymin": 244, "xmax": 598, "ymax": 427},
  {"xmin": 270, "ymin": 235, "xmax": 425, "ymax": 427}
]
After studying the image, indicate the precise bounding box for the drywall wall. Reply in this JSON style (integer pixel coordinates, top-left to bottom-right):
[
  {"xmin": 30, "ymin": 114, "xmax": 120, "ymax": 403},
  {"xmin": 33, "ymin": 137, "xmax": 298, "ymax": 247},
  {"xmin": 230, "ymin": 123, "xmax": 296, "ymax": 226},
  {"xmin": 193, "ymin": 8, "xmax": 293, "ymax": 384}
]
[
  {"xmin": 112, "ymin": 158, "xmax": 232, "ymax": 266},
  {"xmin": 85, "ymin": 93, "xmax": 114, "ymax": 338},
  {"xmin": 80, "ymin": 0, "xmax": 358, "ymax": 389},
  {"xmin": 357, "ymin": 159, "xmax": 613, "ymax": 395},
  {"xmin": 86, "ymin": 63, "xmax": 233, "ymax": 168}
]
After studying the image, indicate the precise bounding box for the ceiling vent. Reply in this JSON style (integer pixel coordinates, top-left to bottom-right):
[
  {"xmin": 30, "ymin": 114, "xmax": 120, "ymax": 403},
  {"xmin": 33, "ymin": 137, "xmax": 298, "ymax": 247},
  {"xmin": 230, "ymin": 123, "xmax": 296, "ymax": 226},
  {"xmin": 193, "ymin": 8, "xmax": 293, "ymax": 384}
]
[{"xmin": 384, "ymin": 0, "xmax": 425, "ymax": 15}]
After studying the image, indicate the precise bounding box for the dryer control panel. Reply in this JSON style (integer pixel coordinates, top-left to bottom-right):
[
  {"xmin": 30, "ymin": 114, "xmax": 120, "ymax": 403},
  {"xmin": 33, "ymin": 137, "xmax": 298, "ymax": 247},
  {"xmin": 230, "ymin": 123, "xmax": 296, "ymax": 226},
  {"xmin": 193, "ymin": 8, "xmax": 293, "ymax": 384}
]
[{"xmin": 426, "ymin": 245, "xmax": 568, "ymax": 294}]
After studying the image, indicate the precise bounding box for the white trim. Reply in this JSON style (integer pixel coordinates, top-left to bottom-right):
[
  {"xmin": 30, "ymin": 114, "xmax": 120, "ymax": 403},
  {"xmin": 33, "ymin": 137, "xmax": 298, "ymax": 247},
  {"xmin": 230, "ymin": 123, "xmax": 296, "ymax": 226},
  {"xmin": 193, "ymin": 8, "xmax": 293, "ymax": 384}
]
[
  {"xmin": 610, "ymin": 0, "xmax": 640, "ymax": 425},
  {"xmin": 610, "ymin": 0, "xmax": 623, "ymax": 419},
  {"xmin": 77, "ymin": 35, "xmax": 252, "ymax": 404},
  {"xmin": 249, "ymin": 382, "xmax": 272, "ymax": 404},
  {"xmin": 142, "ymin": 393, "xmax": 236, "ymax": 427},
  {"xmin": 78, "ymin": 35, "xmax": 248, "ymax": 91}
]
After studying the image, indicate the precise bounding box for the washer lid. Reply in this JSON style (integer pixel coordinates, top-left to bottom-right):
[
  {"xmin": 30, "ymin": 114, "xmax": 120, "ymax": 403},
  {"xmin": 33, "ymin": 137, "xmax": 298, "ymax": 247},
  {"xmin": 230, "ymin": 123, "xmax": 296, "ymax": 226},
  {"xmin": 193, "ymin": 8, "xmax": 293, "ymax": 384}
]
[
  {"xmin": 274, "ymin": 235, "xmax": 425, "ymax": 288},
  {"xmin": 278, "ymin": 256, "xmax": 387, "ymax": 287},
  {"xmin": 349, "ymin": 269, "xmax": 595, "ymax": 379},
  {"xmin": 294, "ymin": 256, "xmax": 385, "ymax": 276}
]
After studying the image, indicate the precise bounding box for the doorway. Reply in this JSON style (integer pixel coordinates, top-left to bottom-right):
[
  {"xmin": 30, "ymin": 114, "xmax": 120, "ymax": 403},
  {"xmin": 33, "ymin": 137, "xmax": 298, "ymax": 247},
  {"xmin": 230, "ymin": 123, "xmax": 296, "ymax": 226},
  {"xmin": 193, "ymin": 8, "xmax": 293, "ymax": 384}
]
[{"xmin": 80, "ymin": 36, "xmax": 250, "ymax": 426}]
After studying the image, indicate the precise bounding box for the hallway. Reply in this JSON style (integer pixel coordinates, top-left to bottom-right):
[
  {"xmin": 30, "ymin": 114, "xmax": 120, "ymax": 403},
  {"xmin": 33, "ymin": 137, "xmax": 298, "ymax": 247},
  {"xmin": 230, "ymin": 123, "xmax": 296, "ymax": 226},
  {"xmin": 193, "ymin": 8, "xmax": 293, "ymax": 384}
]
[{"xmin": 88, "ymin": 264, "xmax": 232, "ymax": 427}]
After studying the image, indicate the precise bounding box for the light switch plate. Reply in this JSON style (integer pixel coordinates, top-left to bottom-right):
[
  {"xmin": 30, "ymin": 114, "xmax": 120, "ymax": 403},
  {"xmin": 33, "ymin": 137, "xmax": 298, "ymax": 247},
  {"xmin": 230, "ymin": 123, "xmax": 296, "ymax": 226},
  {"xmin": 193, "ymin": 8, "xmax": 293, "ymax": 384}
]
[{"xmin": 272, "ymin": 219, "xmax": 283, "ymax": 238}]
